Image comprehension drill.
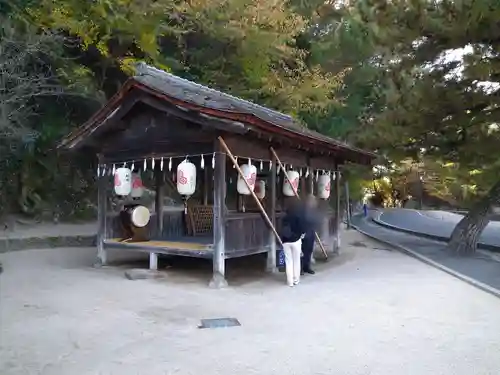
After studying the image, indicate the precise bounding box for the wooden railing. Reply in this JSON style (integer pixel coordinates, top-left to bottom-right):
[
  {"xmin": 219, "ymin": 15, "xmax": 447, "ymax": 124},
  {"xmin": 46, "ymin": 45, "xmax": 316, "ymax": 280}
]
[
  {"xmin": 105, "ymin": 207, "xmax": 338, "ymax": 257},
  {"xmin": 224, "ymin": 212, "xmax": 284, "ymax": 258},
  {"xmin": 327, "ymin": 212, "xmax": 339, "ymax": 235}
]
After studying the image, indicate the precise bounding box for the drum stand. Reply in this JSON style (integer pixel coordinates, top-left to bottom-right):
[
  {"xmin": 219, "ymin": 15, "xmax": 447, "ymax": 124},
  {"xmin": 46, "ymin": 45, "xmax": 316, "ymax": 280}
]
[{"xmin": 119, "ymin": 206, "xmax": 149, "ymax": 243}]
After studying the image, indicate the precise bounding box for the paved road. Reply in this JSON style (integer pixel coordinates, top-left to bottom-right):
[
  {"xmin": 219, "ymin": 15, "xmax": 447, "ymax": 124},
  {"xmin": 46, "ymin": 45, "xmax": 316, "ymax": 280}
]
[
  {"xmin": 352, "ymin": 215, "xmax": 500, "ymax": 293},
  {"xmin": 376, "ymin": 209, "xmax": 500, "ymax": 248}
]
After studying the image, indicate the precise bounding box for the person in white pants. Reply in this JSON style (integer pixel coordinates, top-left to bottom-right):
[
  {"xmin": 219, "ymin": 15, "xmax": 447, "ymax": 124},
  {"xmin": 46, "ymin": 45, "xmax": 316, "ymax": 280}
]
[
  {"xmin": 280, "ymin": 202, "xmax": 307, "ymax": 287},
  {"xmin": 283, "ymin": 238, "xmax": 303, "ymax": 286}
]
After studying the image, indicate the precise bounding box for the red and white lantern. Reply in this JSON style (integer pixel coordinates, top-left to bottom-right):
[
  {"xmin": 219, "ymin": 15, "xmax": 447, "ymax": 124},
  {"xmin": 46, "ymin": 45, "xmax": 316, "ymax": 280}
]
[
  {"xmin": 255, "ymin": 180, "xmax": 266, "ymax": 200},
  {"xmin": 114, "ymin": 167, "xmax": 132, "ymax": 196},
  {"xmin": 131, "ymin": 173, "xmax": 144, "ymax": 198},
  {"xmin": 237, "ymin": 163, "xmax": 257, "ymax": 195},
  {"xmin": 283, "ymin": 170, "xmax": 300, "ymax": 197},
  {"xmin": 177, "ymin": 160, "xmax": 197, "ymax": 196},
  {"xmin": 317, "ymin": 174, "xmax": 331, "ymax": 199}
]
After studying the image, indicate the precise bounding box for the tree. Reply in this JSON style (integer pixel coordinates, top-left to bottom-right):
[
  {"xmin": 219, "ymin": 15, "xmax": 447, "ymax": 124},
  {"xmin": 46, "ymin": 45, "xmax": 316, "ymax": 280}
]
[
  {"xmin": 0, "ymin": 21, "xmax": 63, "ymax": 139},
  {"xmin": 30, "ymin": 0, "xmax": 341, "ymax": 112},
  {"xmin": 0, "ymin": 14, "xmax": 102, "ymax": 217},
  {"xmin": 342, "ymin": 0, "xmax": 500, "ymax": 254},
  {"xmin": 0, "ymin": 0, "xmax": 347, "ymax": 219},
  {"xmin": 291, "ymin": 1, "xmax": 385, "ymax": 140}
]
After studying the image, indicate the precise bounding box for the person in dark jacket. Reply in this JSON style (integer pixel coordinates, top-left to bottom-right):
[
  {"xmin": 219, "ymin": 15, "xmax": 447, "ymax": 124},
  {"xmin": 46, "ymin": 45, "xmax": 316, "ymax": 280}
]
[
  {"xmin": 280, "ymin": 201, "xmax": 307, "ymax": 287},
  {"xmin": 301, "ymin": 195, "xmax": 318, "ymax": 275}
]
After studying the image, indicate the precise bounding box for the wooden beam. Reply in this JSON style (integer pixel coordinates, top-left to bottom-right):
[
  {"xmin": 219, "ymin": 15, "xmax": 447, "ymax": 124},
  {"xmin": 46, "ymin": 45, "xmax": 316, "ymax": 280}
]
[
  {"xmin": 270, "ymin": 147, "xmax": 328, "ymax": 259},
  {"xmin": 99, "ymin": 109, "xmax": 215, "ymax": 156},
  {"xmin": 266, "ymin": 150, "xmax": 277, "ymax": 273},
  {"xmin": 334, "ymin": 169, "xmax": 341, "ymax": 253},
  {"xmin": 102, "ymin": 144, "xmax": 214, "ymax": 164},
  {"xmin": 310, "ymin": 156, "xmax": 338, "ymax": 171},
  {"xmin": 279, "ymin": 167, "xmax": 285, "ymax": 211},
  {"xmin": 140, "ymin": 95, "xmax": 249, "ymax": 135},
  {"xmin": 209, "ymin": 140, "xmax": 228, "ymax": 289},
  {"xmin": 223, "ymin": 135, "xmax": 271, "ymax": 161},
  {"xmin": 155, "ymin": 165, "xmax": 165, "ymax": 237},
  {"xmin": 203, "ymin": 165, "xmax": 209, "ymax": 205},
  {"xmin": 345, "ymin": 179, "xmax": 351, "ymax": 229},
  {"xmin": 306, "ymin": 160, "xmax": 314, "ymax": 196},
  {"xmin": 96, "ymin": 154, "xmax": 107, "ymax": 266},
  {"xmin": 219, "ymin": 137, "xmax": 283, "ymax": 247},
  {"xmin": 67, "ymin": 90, "xmax": 143, "ymax": 150},
  {"xmin": 224, "ymin": 135, "xmax": 309, "ymax": 166}
]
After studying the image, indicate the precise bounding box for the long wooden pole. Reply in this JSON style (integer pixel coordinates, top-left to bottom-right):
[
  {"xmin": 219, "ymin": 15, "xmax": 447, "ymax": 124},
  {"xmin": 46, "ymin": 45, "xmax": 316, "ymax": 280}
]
[
  {"xmin": 270, "ymin": 147, "xmax": 328, "ymax": 259},
  {"xmin": 218, "ymin": 137, "xmax": 284, "ymax": 247}
]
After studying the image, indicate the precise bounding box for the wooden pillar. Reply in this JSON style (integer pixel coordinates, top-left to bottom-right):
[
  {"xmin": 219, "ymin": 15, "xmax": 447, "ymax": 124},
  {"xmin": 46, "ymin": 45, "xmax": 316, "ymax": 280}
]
[
  {"xmin": 318, "ymin": 172, "xmax": 330, "ymax": 258},
  {"xmin": 210, "ymin": 143, "xmax": 228, "ymax": 288},
  {"xmin": 237, "ymin": 194, "xmax": 243, "ymax": 212},
  {"xmin": 299, "ymin": 174, "xmax": 306, "ymax": 198},
  {"xmin": 307, "ymin": 161, "xmax": 317, "ymax": 264},
  {"xmin": 278, "ymin": 169, "xmax": 285, "ymax": 211},
  {"xmin": 203, "ymin": 165, "xmax": 209, "ymax": 205},
  {"xmin": 306, "ymin": 170, "xmax": 313, "ymax": 196},
  {"xmin": 334, "ymin": 169, "xmax": 341, "ymax": 253},
  {"xmin": 266, "ymin": 152, "xmax": 277, "ymax": 273},
  {"xmin": 345, "ymin": 179, "xmax": 351, "ymax": 229},
  {"xmin": 150, "ymin": 166, "xmax": 164, "ymax": 270},
  {"xmin": 96, "ymin": 155, "xmax": 107, "ymax": 266},
  {"xmin": 149, "ymin": 253, "xmax": 158, "ymax": 270},
  {"xmin": 155, "ymin": 166, "xmax": 164, "ymax": 236}
]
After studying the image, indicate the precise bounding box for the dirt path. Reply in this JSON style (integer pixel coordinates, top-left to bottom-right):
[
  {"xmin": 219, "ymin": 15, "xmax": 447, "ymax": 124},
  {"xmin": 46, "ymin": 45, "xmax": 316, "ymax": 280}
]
[{"xmin": 1, "ymin": 230, "xmax": 500, "ymax": 375}]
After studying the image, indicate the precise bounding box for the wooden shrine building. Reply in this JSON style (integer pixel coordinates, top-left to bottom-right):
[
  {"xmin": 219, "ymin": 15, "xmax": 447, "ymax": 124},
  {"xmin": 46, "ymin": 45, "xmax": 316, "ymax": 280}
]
[{"xmin": 59, "ymin": 63, "xmax": 376, "ymax": 287}]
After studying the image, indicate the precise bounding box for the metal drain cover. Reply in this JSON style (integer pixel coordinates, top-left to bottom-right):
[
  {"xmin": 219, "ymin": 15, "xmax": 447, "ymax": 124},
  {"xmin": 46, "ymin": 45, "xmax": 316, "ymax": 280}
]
[{"xmin": 199, "ymin": 318, "xmax": 241, "ymax": 329}]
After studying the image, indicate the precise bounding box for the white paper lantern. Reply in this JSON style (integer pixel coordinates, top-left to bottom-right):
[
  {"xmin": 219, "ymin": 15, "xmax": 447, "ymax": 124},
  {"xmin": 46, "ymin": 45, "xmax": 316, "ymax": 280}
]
[
  {"xmin": 237, "ymin": 163, "xmax": 257, "ymax": 195},
  {"xmin": 114, "ymin": 168, "xmax": 132, "ymax": 196},
  {"xmin": 131, "ymin": 173, "xmax": 144, "ymax": 198},
  {"xmin": 255, "ymin": 180, "xmax": 266, "ymax": 199},
  {"xmin": 317, "ymin": 174, "xmax": 331, "ymax": 199},
  {"xmin": 283, "ymin": 170, "xmax": 300, "ymax": 197},
  {"xmin": 177, "ymin": 160, "xmax": 197, "ymax": 196}
]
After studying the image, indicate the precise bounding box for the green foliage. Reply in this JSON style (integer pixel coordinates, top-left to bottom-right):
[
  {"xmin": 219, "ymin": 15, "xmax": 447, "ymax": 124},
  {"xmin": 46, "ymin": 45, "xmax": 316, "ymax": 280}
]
[
  {"xmin": 6, "ymin": 0, "xmax": 500, "ymax": 223},
  {"xmin": 0, "ymin": 0, "xmax": 347, "ymax": 220},
  {"xmin": 346, "ymin": 0, "xmax": 500, "ymax": 172},
  {"xmin": 7, "ymin": 0, "xmax": 500, "ymax": 222},
  {"xmin": 310, "ymin": 0, "xmax": 500, "ymax": 213},
  {"xmin": 29, "ymin": 0, "xmax": 341, "ymax": 111},
  {"xmin": 294, "ymin": 2, "xmax": 385, "ymax": 141}
]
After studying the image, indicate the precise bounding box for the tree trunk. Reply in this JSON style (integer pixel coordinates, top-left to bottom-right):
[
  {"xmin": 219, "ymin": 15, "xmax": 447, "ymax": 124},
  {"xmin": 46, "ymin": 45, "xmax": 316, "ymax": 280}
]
[{"xmin": 447, "ymin": 179, "xmax": 500, "ymax": 255}]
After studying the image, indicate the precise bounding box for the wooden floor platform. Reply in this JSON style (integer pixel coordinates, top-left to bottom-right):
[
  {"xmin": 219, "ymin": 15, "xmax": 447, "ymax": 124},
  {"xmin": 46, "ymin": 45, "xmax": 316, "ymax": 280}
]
[{"xmin": 104, "ymin": 237, "xmax": 213, "ymax": 258}]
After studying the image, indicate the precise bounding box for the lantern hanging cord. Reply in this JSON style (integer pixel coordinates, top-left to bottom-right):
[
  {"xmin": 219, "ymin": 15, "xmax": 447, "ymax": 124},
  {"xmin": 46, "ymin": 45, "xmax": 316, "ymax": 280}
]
[
  {"xmin": 103, "ymin": 152, "xmax": 225, "ymax": 166},
  {"xmin": 102, "ymin": 152, "xmax": 269, "ymax": 166},
  {"xmin": 103, "ymin": 152, "xmax": 281, "ymax": 167},
  {"xmin": 99, "ymin": 152, "xmax": 340, "ymax": 176}
]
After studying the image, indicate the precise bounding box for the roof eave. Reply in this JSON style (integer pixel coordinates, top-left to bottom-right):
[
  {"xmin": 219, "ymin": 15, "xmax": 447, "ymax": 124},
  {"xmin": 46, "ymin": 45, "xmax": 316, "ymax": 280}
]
[
  {"xmin": 57, "ymin": 79, "xmax": 136, "ymax": 150},
  {"xmin": 129, "ymin": 80, "xmax": 376, "ymax": 161},
  {"xmin": 58, "ymin": 78, "xmax": 377, "ymax": 164}
]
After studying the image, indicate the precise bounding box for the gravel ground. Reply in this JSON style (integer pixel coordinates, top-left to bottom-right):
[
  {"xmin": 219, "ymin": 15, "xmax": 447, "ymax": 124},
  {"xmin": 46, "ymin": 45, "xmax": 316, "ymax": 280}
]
[{"xmin": 2, "ymin": 230, "xmax": 500, "ymax": 375}]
